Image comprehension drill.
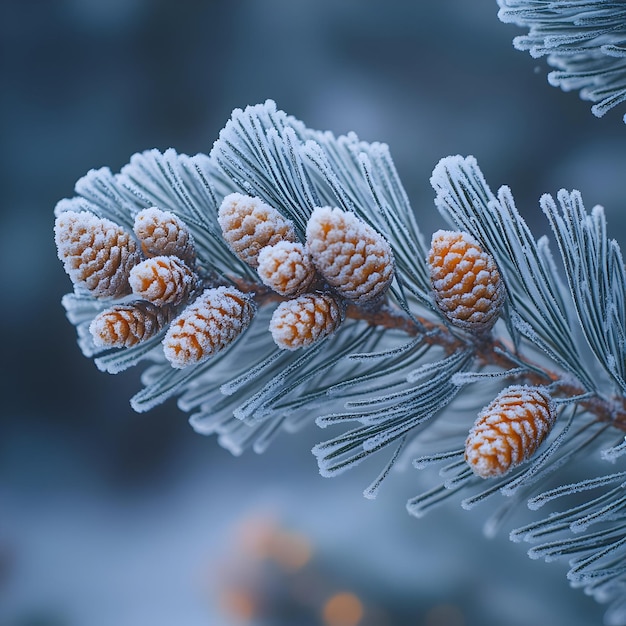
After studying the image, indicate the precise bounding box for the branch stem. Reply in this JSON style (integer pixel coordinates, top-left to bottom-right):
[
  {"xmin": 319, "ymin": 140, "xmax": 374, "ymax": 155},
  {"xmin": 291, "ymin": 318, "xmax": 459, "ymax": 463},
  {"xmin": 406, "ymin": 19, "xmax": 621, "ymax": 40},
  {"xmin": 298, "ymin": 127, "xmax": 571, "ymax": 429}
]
[{"xmin": 231, "ymin": 274, "xmax": 626, "ymax": 434}]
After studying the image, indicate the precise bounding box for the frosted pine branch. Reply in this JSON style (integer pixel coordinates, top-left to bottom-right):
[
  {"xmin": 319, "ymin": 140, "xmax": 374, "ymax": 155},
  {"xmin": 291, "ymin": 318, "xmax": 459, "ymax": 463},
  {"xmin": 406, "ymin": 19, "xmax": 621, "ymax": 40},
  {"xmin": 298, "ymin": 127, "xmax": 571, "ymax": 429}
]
[
  {"xmin": 53, "ymin": 100, "xmax": 626, "ymax": 624},
  {"xmin": 498, "ymin": 0, "xmax": 626, "ymax": 121}
]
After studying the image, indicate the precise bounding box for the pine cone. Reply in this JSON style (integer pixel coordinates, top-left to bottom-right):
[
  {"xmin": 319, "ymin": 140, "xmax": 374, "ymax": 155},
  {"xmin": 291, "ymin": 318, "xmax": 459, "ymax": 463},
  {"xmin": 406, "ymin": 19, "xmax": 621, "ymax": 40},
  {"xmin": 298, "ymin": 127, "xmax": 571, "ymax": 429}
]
[
  {"xmin": 257, "ymin": 241, "xmax": 316, "ymax": 296},
  {"xmin": 133, "ymin": 207, "xmax": 196, "ymax": 264},
  {"xmin": 54, "ymin": 210, "xmax": 140, "ymax": 298},
  {"xmin": 163, "ymin": 286, "xmax": 255, "ymax": 368},
  {"xmin": 305, "ymin": 206, "xmax": 394, "ymax": 304},
  {"xmin": 427, "ymin": 230, "xmax": 504, "ymax": 334},
  {"xmin": 218, "ymin": 193, "xmax": 296, "ymax": 267},
  {"xmin": 465, "ymin": 385, "xmax": 556, "ymax": 478},
  {"xmin": 129, "ymin": 256, "xmax": 198, "ymax": 306},
  {"xmin": 269, "ymin": 292, "xmax": 343, "ymax": 350},
  {"xmin": 90, "ymin": 301, "xmax": 172, "ymax": 348}
]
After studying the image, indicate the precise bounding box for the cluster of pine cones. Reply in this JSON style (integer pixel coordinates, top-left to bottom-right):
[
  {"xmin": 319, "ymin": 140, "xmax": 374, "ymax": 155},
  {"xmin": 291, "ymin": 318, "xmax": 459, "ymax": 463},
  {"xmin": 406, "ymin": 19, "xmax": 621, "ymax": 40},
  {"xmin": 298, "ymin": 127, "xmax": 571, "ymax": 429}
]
[{"xmin": 55, "ymin": 199, "xmax": 557, "ymax": 481}]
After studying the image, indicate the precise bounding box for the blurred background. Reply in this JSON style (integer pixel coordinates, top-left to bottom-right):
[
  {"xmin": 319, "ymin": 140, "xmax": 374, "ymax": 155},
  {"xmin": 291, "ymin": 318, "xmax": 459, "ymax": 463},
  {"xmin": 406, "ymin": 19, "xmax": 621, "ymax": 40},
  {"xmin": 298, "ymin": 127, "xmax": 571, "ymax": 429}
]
[{"xmin": 2, "ymin": 1, "xmax": 625, "ymax": 624}]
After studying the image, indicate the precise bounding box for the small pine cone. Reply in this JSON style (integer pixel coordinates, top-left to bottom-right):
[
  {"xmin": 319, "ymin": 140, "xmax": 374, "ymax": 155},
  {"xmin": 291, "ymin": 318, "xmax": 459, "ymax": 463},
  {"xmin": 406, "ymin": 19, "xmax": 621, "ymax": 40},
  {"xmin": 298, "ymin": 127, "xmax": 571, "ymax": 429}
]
[
  {"xmin": 54, "ymin": 210, "xmax": 140, "ymax": 298},
  {"xmin": 129, "ymin": 255, "xmax": 198, "ymax": 306},
  {"xmin": 465, "ymin": 385, "xmax": 556, "ymax": 479},
  {"xmin": 133, "ymin": 207, "xmax": 196, "ymax": 264},
  {"xmin": 257, "ymin": 241, "xmax": 316, "ymax": 296},
  {"xmin": 163, "ymin": 286, "xmax": 255, "ymax": 368},
  {"xmin": 427, "ymin": 230, "xmax": 504, "ymax": 334},
  {"xmin": 217, "ymin": 193, "xmax": 296, "ymax": 267},
  {"xmin": 305, "ymin": 206, "xmax": 394, "ymax": 304},
  {"xmin": 89, "ymin": 301, "xmax": 172, "ymax": 348},
  {"xmin": 269, "ymin": 292, "xmax": 343, "ymax": 350}
]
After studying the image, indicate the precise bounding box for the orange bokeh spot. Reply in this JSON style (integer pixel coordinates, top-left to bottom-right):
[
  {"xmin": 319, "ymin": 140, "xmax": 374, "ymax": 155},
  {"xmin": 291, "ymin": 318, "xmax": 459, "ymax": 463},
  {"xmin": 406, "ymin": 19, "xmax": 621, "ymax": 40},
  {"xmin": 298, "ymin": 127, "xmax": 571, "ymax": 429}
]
[
  {"xmin": 269, "ymin": 529, "xmax": 312, "ymax": 572},
  {"xmin": 234, "ymin": 516, "xmax": 312, "ymax": 571},
  {"xmin": 322, "ymin": 591, "xmax": 364, "ymax": 626},
  {"xmin": 218, "ymin": 588, "xmax": 257, "ymax": 623}
]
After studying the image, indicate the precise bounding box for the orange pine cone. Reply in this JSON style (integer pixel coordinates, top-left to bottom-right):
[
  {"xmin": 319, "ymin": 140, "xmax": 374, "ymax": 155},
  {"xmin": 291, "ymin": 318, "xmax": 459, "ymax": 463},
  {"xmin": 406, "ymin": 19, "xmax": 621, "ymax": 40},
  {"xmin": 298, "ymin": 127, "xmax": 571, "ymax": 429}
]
[
  {"xmin": 256, "ymin": 241, "xmax": 316, "ymax": 296},
  {"xmin": 269, "ymin": 292, "xmax": 343, "ymax": 350},
  {"xmin": 465, "ymin": 385, "xmax": 556, "ymax": 478},
  {"xmin": 90, "ymin": 301, "xmax": 172, "ymax": 348},
  {"xmin": 54, "ymin": 210, "xmax": 140, "ymax": 298},
  {"xmin": 129, "ymin": 256, "xmax": 198, "ymax": 306},
  {"xmin": 162, "ymin": 287, "xmax": 255, "ymax": 368},
  {"xmin": 305, "ymin": 206, "xmax": 394, "ymax": 304},
  {"xmin": 427, "ymin": 230, "xmax": 504, "ymax": 334},
  {"xmin": 133, "ymin": 207, "xmax": 196, "ymax": 264},
  {"xmin": 218, "ymin": 193, "xmax": 296, "ymax": 267}
]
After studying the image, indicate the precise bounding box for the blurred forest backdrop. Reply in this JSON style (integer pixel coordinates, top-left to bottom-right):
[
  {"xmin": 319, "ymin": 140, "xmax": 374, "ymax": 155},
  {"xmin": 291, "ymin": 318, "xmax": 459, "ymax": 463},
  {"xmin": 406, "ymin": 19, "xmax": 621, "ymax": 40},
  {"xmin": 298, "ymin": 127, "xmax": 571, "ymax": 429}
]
[{"xmin": 3, "ymin": 1, "xmax": 626, "ymax": 625}]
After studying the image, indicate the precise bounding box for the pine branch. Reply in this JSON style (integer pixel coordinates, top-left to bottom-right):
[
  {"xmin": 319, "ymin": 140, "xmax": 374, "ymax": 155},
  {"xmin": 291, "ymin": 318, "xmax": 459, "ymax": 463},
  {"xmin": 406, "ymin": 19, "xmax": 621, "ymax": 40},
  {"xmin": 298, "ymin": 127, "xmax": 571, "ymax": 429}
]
[
  {"xmin": 53, "ymin": 100, "xmax": 626, "ymax": 624},
  {"xmin": 498, "ymin": 0, "xmax": 626, "ymax": 121}
]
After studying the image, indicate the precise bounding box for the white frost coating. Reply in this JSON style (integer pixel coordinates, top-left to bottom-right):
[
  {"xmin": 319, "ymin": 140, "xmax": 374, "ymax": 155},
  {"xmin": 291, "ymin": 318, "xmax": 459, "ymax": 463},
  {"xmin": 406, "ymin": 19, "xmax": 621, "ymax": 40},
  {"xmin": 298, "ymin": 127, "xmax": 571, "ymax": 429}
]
[
  {"xmin": 133, "ymin": 206, "xmax": 196, "ymax": 263},
  {"xmin": 129, "ymin": 255, "xmax": 198, "ymax": 306},
  {"xmin": 602, "ymin": 438, "xmax": 626, "ymax": 463},
  {"xmin": 428, "ymin": 230, "xmax": 504, "ymax": 333},
  {"xmin": 89, "ymin": 301, "xmax": 170, "ymax": 348},
  {"xmin": 257, "ymin": 240, "xmax": 316, "ymax": 296},
  {"xmin": 465, "ymin": 385, "xmax": 556, "ymax": 479},
  {"xmin": 269, "ymin": 292, "xmax": 342, "ymax": 350},
  {"xmin": 163, "ymin": 286, "xmax": 255, "ymax": 368},
  {"xmin": 498, "ymin": 0, "xmax": 626, "ymax": 121},
  {"xmin": 306, "ymin": 206, "xmax": 394, "ymax": 304},
  {"xmin": 218, "ymin": 193, "xmax": 296, "ymax": 267},
  {"xmin": 54, "ymin": 210, "xmax": 140, "ymax": 298}
]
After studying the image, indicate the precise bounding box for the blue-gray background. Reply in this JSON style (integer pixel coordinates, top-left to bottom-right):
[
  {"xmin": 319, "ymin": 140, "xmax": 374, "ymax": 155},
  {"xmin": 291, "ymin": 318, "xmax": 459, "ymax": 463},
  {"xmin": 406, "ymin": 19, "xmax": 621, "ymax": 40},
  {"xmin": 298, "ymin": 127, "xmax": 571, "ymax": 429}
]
[{"xmin": 2, "ymin": 1, "xmax": 624, "ymax": 624}]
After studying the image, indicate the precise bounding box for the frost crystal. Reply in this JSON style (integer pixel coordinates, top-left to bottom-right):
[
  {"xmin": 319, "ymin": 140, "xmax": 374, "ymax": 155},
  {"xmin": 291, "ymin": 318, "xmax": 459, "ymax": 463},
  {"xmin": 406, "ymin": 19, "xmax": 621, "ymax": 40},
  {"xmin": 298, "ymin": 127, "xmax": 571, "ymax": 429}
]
[
  {"xmin": 54, "ymin": 210, "xmax": 140, "ymax": 298},
  {"xmin": 90, "ymin": 301, "xmax": 173, "ymax": 348},
  {"xmin": 305, "ymin": 206, "xmax": 394, "ymax": 304},
  {"xmin": 218, "ymin": 193, "xmax": 296, "ymax": 267},
  {"xmin": 129, "ymin": 256, "xmax": 198, "ymax": 307},
  {"xmin": 162, "ymin": 286, "xmax": 255, "ymax": 368},
  {"xmin": 256, "ymin": 241, "xmax": 316, "ymax": 296},
  {"xmin": 133, "ymin": 207, "xmax": 196, "ymax": 264},
  {"xmin": 269, "ymin": 292, "xmax": 343, "ymax": 350},
  {"xmin": 465, "ymin": 385, "xmax": 556, "ymax": 478},
  {"xmin": 427, "ymin": 230, "xmax": 504, "ymax": 334}
]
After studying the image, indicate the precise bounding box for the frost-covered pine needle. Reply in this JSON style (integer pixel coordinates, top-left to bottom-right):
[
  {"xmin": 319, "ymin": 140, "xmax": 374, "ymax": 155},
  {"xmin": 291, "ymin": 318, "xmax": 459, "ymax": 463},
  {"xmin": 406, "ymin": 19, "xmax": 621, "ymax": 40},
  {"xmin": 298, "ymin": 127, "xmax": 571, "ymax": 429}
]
[{"xmin": 498, "ymin": 0, "xmax": 626, "ymax": 121}]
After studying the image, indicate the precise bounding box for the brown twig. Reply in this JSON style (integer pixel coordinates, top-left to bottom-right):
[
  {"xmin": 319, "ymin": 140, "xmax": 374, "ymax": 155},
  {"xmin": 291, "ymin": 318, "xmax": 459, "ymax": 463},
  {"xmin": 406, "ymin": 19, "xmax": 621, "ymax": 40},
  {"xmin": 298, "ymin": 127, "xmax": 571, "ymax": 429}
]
[{"xmin": 229, "ymin": 274, "xmax": 626, "ymax": 433}]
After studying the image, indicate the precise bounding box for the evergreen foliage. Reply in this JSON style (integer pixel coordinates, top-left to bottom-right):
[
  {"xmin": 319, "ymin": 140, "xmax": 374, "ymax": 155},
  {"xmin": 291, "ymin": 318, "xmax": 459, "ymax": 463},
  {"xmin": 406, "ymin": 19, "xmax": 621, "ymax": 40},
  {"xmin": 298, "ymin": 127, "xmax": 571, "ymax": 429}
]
[
  {"xmin": 53, "ymin": 90, "xmax": 626, "ymax": 626},
  {"xmin": 498, "ymin": 0, "xmax": 626, "ymax": 121}
]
